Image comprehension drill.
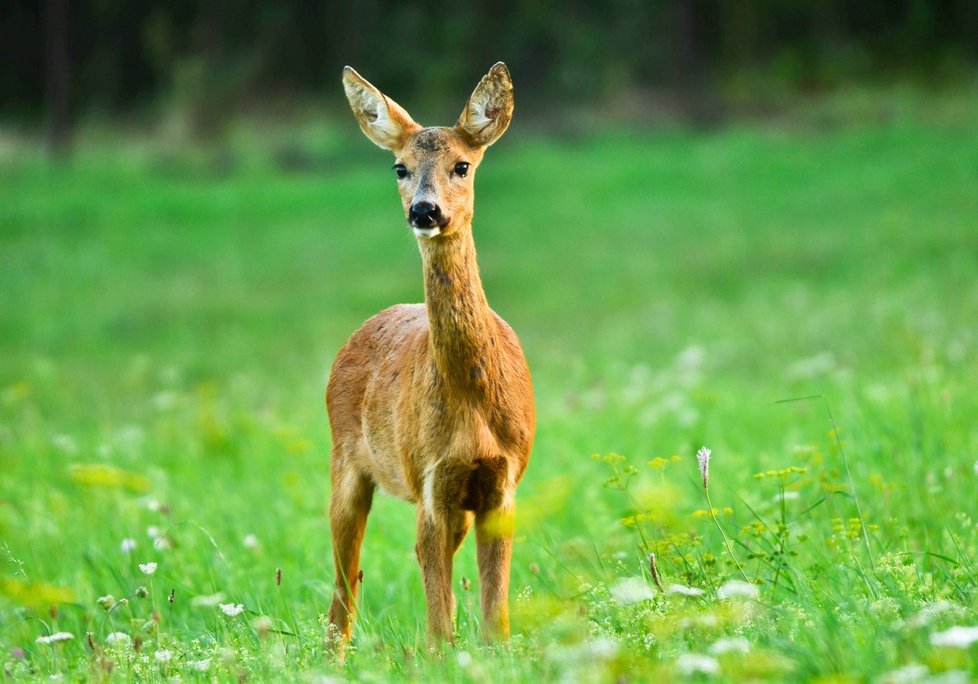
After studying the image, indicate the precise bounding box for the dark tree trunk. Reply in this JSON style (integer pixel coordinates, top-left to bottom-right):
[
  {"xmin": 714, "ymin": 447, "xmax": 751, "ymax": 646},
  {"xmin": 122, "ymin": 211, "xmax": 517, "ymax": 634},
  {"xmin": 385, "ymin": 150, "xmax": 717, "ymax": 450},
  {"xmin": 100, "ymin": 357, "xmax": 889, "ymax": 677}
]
[
  {"xmin": 672, "ymin": 0, "xmax": 701, "ymax": 86},
  {"xmin": 44, "ymin": 0, "xmax": 71, "ymax": 157}
]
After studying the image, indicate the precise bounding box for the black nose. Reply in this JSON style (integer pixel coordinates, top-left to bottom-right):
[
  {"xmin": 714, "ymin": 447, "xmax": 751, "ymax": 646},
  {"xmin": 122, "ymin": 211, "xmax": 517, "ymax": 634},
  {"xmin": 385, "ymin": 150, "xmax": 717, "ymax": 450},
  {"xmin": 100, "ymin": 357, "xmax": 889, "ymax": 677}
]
[{"xmin": 409, "ymin": 202, "xmax": 444, "ymax": 228}]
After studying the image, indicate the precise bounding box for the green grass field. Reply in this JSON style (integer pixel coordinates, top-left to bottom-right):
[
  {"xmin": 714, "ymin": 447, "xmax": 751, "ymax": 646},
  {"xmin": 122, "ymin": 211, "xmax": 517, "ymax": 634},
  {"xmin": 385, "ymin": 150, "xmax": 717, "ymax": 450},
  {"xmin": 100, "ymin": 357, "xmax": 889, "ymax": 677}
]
[{"xmin": 1, "ymin": 104, "xmax": 977, "ymax": 681}]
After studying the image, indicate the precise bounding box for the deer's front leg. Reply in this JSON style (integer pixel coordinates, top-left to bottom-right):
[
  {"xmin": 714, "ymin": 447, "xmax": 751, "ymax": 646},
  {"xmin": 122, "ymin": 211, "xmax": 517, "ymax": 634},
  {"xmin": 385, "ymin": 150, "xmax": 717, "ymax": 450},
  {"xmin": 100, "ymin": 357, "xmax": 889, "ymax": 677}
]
[
  {"xmin": 475, "ymin": 502, "xmax": 515, "ymax": 641},
  {"xmin": 327, "ymin": 464, "xmax": 374, "ymax": 657},
  {"xmin": 415, "ymin": 507, "xmax": 468, "ymax": 642}
]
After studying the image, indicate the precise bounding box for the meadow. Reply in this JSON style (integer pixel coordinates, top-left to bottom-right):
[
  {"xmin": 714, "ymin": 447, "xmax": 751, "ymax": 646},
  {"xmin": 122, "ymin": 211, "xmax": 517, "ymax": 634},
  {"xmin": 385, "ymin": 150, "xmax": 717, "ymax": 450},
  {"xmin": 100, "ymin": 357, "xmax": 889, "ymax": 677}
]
[{"xmin": 1, "ymin": 94, "xmax": 977, "ymax": 681}]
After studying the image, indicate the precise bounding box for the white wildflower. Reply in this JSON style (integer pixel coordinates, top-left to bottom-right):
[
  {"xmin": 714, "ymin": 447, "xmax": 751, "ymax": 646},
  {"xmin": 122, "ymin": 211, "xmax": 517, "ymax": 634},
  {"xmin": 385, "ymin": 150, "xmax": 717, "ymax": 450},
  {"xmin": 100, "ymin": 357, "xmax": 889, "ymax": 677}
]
[
  {"xmin": 220, "ymin": 603, "xmax": 245, "ymax": 617},
  {"xmin": 138, "ymin": 562, "xmax": 157, "ymax": 575},
  {"xmin": 456, "ymin": 651, "xmax": 473, "ymax": 667},
  {"xmin": 930, "ymin": 625, "xmax": 978, "ymax": 648},
  {"xmin": 52, "ymin": 434, "xmax": 78, "ymax": 454},
  {"xmin": 120, "ymin": 538, "xmax": 137, "ymax": 553},
  {"xmin": 667, "ymin": 583, "xmax": 705, "ymax": 597},
  {"xmin": 609, "ymin": 577, "xmax": 654, "ymax": 605},
  {"xmin": 191, "ymin": 592, "xmax": 226, "ymax": 607},
  {"xmin": 585, "ymin": 637, "xmax": 618, "ymax": 658},
  {"xmin": 908, "ymin": 600, "xmax": 957, "ymax": 627},
  {"xmin": 153, "ymin": 536, "xmax": 172, "ymax": 550},
  {"xmin": 154, "ymin": 649, "xmax": 172, "ymax": 663},
  {"xmin": 677, "ymin": 345, "xmax": 705, "ymax": 372},
  {"xmin": 709, "ymin": 636, "xmax": 751, "ymax": 655},
  {"xmin": 677, "ymin": 653, "xmax": 720, "ymax": 675},
  {"xmin": 243, "ymin": 534, "xmax": 260, "ymax": 549},
  {"xmin": 145, "ymin": 498, "xmax": 161, "ymax": 512},
  {"xmin": 152, "ymin": 391, "xmax": 177, "ymax": 411},
  {"xmin": 35, "ymin": 632, "xmax": 74, "ymax": 645},
  {"xmin": 105, "ymin": 632, "xmax": 131, "ymax": 647},
  {"xmin": 716, "ymin": 580, "xmax": 759, "ymax": 600},
  {"xmin": 190, "ymin": 659, "xmax": 211, "ymax": 672},
  {"xmin": 785, "ymin": 351, "xmax": 836, "ymax": 379},
  {"xmin": 876, "ymin": 663, "xmax": 929, "ymax": 683},
  {"xmin": 147, "ymin": 526, "xmax": 161, "ymax": 539},
  {"xmin": 696, "ymin": 447, "xmax": 711, "ymax": 488},
  {"xmin": 116, "ymin": 424, "xmax": 145, "ymax": 447}
]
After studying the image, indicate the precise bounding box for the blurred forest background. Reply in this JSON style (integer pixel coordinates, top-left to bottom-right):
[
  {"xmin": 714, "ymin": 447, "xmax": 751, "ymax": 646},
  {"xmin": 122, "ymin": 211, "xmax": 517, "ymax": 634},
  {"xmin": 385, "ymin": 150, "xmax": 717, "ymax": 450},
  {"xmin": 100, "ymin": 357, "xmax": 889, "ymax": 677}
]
[{"xmin": 3, "ymin": 0, "xmax": 978, "ymax": 149}]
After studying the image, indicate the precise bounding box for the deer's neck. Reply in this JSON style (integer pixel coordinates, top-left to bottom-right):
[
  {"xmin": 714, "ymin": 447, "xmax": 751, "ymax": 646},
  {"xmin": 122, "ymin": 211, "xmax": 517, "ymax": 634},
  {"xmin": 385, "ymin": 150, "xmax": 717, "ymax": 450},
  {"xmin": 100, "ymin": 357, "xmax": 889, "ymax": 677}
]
[{"xmin": 420, "ymin": 229, "xmax": 498, "ymax": 398}]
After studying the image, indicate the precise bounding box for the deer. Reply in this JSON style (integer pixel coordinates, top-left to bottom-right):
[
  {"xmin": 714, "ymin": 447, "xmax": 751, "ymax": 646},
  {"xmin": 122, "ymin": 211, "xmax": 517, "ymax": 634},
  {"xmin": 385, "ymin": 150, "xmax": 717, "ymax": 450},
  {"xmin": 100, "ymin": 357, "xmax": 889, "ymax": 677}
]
[{"xmin": 325, "ymin": 62, "xmax": 535, "ymax": 656}]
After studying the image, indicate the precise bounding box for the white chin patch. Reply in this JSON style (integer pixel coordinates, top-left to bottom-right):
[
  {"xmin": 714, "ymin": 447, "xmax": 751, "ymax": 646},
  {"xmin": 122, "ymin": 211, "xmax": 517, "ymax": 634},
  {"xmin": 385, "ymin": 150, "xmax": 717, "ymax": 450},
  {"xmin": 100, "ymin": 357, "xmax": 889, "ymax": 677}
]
[{"xmin": 413, "ymin": 227, "xmax": 441, "ymax": 238}]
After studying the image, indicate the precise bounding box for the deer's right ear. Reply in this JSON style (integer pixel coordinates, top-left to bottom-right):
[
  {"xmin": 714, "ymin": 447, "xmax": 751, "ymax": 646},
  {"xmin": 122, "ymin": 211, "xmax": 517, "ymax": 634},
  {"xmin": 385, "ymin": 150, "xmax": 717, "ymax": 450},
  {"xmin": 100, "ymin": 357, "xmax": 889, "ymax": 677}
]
[
  {"xmin": 342, "ymin": 67, "xmax": 420, "ymax": 150},
  {"xmin": 455, "ymin": 62, "xmax": 514, "ymax": 148}
]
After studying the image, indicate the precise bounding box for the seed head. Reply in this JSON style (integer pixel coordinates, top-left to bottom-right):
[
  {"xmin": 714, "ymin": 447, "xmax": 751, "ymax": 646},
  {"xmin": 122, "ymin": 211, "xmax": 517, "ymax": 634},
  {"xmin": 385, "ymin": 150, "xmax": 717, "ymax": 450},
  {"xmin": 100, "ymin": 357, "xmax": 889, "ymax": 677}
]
[
  {"xmin": 135, "ymin": 586, "xmax": 148, "ymax": 599},
  {"xmin": 275, "ymin": 567, "xmax": 282, "ymax": 586},
  {"xmin": 696, "ymin": 447, "xmax": 711, "ymax": 489},
  {"xmin": 647, "ymin": 552, "xmax": 664, "ymax": 591}
]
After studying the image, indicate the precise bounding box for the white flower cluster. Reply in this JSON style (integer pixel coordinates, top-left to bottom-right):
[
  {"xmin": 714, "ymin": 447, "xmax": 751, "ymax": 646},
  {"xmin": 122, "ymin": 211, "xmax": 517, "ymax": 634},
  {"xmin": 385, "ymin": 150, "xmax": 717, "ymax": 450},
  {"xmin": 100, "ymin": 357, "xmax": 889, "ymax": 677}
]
[
  {"xmin": 667, "ymin": 583, "xmax": 705, "ymax": 597},
  {"xmin": 220, "ymin": 603, "xmax": 245, "ymax": 617},
  {"xmin": 930, "ymin": 625, "xmax": 978, "ymax": 648},
  {"xmin": 609, "ymin": 577, "xmax": 654, "ymax": 605},
  {"xmin": 36, "ymin": 632, "xmax": 74, "ymax": 645}
]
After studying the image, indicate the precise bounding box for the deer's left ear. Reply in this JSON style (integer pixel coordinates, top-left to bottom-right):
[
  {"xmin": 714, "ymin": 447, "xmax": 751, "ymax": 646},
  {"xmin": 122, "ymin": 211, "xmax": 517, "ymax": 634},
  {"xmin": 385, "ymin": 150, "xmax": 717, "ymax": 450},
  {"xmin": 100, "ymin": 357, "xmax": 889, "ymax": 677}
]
[
  {"xmin": 343, "ymin": 66, "xmax": 421, "ymax": 150},
  {"xmin": 455, "ymin": 62, "xmax": 514, "ymax": 148}
]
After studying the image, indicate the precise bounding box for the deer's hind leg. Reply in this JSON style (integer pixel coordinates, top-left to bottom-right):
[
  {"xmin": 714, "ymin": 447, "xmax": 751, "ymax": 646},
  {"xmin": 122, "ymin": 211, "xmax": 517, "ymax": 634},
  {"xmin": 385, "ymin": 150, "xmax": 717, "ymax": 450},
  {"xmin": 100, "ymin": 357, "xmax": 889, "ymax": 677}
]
[
  {"xmin": 415, "ymin": 506, "xmax": 471, "ymax": 642},
  {"xmin": 327, "ymin": 450, "xmax": 374, "ymax": 656},
  {"xmin": 466, "ymin": 458, "xmax": 515, "ymax": 642},
  {"xmin": 475, "ymin": 502, "xmax": 514, "ymax": 641}
]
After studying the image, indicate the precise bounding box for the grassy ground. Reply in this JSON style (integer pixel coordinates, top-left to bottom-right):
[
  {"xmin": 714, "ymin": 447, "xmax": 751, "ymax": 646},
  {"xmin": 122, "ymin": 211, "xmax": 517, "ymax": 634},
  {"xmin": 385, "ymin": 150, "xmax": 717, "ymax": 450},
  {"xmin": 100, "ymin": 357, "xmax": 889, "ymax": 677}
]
[{"xmin": 1, "ymin": 103, "xmax": 977, "ymax": 681}]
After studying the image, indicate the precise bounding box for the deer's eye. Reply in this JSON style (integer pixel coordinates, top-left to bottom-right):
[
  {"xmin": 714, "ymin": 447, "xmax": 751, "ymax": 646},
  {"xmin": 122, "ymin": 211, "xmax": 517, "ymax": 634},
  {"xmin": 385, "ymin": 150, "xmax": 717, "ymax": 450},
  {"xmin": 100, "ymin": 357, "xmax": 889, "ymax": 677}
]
[
  {"xmin": 453, "ymin": 162, "xmax": 470, "ymax": 177},
  {"xmin": 394, "ymin": 164, "xmax": 408, "ymax": 180}
]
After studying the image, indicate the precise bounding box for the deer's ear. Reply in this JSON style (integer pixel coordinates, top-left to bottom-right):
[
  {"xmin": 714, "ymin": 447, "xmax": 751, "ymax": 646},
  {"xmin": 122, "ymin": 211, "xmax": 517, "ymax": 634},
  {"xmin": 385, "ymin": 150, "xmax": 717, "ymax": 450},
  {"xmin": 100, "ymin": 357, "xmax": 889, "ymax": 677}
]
[
  {"xmin": 343, "ymin": 67, "xmax": 420, "ymax": 150},
  {"xmin": 455, "ymin": 62, "xmax": 514, "ymax": 148}
]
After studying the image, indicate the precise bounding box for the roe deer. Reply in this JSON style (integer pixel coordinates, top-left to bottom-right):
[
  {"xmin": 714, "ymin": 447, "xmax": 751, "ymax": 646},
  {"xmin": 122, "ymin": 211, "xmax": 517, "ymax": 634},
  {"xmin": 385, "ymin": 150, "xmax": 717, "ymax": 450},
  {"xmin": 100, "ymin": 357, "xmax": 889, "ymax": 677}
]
[{"xmin": 326, "ymin": 63, "xmax": 534, "ymax": 653}]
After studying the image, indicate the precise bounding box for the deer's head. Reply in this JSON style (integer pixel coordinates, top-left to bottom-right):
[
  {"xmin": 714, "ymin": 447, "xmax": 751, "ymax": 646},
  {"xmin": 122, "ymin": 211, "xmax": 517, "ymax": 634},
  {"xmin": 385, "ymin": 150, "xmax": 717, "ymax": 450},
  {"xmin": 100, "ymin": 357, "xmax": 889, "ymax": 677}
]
[{"xmin": 343, "ymin": 63, "xmax": 514, "ymax": 239}]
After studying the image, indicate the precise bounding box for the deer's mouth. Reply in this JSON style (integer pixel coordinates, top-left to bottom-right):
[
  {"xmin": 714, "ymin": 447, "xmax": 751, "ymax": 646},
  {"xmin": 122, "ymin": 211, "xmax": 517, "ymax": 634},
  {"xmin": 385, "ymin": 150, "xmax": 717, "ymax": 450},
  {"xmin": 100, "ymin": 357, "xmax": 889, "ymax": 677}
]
[
  {"xmin": 410, "ymin": 212, "xmax": 450, "ymax": 238},
  {"xmin": 413, "ymin": 226, "xmax": 442, "ymax": 238}
]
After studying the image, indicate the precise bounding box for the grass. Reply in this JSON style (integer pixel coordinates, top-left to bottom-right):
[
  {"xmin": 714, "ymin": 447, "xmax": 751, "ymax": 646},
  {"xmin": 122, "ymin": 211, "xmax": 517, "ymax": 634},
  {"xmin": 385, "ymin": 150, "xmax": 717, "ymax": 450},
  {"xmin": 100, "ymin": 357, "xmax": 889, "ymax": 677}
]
[{"xmin": 1, "ymin": 101, "xmax": 977, "ymax": 681}]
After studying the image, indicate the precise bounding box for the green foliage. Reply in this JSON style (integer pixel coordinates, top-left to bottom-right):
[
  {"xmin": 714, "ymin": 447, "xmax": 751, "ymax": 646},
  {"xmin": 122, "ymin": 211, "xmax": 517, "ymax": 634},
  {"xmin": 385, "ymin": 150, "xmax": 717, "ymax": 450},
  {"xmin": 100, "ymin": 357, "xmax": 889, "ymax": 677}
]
[
  {"xmin": 5, "ymin": 1, "xmax": 978, "ymax": 123},
  {"xmin": 1, "ymin": 109, "xmax": 977, "ymax": 680}
]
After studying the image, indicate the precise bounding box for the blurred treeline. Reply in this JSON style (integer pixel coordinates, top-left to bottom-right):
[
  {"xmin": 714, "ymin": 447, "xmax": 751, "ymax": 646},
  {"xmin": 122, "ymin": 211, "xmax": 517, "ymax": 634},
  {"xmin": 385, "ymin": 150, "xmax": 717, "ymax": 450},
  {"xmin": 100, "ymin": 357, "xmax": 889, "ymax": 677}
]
[{"xmin": 3, "ymin": 0, "xmax": 978, "ymax": 135}]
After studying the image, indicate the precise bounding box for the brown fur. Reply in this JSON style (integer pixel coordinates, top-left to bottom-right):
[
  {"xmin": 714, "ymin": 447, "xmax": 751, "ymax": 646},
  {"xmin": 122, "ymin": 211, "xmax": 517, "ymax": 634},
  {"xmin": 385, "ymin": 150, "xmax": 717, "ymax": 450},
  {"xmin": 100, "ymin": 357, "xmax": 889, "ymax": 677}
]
[{"xmin": 326, "ymin": 63, "xmax": 534, "ymax": 654}]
